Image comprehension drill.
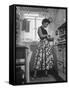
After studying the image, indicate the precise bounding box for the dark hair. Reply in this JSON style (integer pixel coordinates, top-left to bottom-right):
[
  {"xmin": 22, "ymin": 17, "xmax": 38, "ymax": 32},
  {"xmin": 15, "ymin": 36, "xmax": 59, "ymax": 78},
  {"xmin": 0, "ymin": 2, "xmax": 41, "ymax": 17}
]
[{"xmin": 42, "ymin": 18, "xmax": 50, "ymax": 25}]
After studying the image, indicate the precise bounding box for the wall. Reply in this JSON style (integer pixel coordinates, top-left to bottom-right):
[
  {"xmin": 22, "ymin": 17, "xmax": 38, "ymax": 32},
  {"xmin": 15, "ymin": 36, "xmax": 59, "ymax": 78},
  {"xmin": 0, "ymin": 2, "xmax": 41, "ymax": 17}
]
[
  {"xmin": 47, "ymin": 9, "xmax": 66, "ymax": 38},
  {"xmin": 16, "ymin": 7, "xmax": 66, "ymax": 45}
]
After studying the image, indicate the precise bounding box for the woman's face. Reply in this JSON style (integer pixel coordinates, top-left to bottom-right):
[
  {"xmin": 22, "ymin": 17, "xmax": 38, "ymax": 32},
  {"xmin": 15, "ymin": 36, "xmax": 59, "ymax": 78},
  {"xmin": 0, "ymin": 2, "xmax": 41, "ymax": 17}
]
[{"xmin": 43, "ymin": 22, "xmax": 49, "ymax": 28}]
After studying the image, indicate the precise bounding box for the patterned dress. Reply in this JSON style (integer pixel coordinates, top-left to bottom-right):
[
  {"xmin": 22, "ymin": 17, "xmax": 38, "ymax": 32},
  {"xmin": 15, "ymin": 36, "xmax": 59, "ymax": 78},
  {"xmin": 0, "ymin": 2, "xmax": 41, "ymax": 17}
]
[{"xmin": 30, "ymin": 26, "xmax": 58, "ymax": 73}]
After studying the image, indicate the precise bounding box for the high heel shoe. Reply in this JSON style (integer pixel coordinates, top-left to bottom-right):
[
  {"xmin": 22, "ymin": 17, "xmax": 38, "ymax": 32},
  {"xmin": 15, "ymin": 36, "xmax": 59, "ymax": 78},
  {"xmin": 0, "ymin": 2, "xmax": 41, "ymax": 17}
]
[{"xmin": 45, "ymin": 70, "xmax": 48, "ymax": 77}]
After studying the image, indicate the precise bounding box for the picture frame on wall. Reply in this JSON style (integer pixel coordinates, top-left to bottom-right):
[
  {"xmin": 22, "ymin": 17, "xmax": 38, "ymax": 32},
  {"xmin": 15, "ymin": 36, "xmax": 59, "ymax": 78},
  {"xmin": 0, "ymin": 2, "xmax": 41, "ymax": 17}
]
[{"xmin": 9, "ymin": 4, "xmax": 67, "ymax": 85}]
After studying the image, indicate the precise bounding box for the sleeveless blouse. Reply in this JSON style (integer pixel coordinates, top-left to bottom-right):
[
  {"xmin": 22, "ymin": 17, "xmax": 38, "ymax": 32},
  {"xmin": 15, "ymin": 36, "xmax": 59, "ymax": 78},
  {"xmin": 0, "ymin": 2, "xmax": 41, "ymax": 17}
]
[{"xmin": 38, "ymin": 26, "xmax": 48, "ymax": 40}]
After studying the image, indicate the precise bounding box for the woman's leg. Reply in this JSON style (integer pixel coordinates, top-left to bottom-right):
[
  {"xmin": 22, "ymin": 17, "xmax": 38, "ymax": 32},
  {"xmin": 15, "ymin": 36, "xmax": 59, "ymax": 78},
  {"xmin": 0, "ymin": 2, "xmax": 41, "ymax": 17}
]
[
  {"xmin": 45, "ymin": 69, "xmax": 48, "ymax": 77},
  {"xmin": 33, "ymin": 69, "xmax": 37, "ymax": 78}
]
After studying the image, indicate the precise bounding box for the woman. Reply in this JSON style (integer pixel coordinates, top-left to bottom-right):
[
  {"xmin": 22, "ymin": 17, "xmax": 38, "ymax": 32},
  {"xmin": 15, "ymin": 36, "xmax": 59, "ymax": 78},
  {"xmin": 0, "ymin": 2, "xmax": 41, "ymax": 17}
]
[{"xmin": 30, "ymin": 18, "xmax": 58, "ymax": 78}]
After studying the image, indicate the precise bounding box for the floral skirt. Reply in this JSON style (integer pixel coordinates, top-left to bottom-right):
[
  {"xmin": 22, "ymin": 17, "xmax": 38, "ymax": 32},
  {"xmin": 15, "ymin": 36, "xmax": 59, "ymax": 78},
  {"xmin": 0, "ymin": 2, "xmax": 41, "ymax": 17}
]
[{"xmin": 30, "ymin": 39, "xmax": 57, "ymax": 71}]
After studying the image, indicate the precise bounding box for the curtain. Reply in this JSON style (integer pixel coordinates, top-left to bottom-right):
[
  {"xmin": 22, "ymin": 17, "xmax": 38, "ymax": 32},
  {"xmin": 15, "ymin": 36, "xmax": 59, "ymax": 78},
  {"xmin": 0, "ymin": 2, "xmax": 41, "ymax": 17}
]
[{"xmin": 22, "ymin": 19, "xmax": 30, "ymax": 32}]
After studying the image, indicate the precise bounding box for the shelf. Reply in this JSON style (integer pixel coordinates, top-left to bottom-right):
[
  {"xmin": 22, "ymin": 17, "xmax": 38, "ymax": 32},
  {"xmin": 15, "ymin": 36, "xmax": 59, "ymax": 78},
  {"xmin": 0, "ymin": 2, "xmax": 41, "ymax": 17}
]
[
  {"xmin": 16, "ymin": 65, "xmax": 25, "ymax": 72},
  {"xmin": 56, "ymin": 22, "xmax": 66, "ymax": 45},
  {"xmin": 56, "ymin": 41, "xmax": 66, "ymax": 46},
  {"xmin": 59, "ymin": 33, "xmax": 66, "ymax": 37},
  {"xmin": 57, "ymin": 60, "xmax": 64, "ymax": 63},
  {"xmin": 58, "ymin": 22, "xmax": 66, "ymax": 30},
  {"xmin": 16, "ymin": 63, "xmax": 25, "ymax": 66}
]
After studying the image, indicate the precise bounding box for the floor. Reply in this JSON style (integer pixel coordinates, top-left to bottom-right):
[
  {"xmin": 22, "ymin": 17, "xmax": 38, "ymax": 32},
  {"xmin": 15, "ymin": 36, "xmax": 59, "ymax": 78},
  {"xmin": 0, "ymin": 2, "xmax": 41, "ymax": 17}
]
[
  {"xmin": 30, "ymin": 74, "xmax": 56, "ymax": 83},
  {"xmin": 29, "ymin": 70, "xmax": 64, "ymax": 83}
]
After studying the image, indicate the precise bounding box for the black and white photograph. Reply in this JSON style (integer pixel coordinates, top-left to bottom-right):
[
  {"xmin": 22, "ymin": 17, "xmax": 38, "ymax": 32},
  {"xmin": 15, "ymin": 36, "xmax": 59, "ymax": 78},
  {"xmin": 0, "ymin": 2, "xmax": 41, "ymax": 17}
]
[{"xmin": 9, "ymin": 4, "xmax": 67, "ymax": 85}]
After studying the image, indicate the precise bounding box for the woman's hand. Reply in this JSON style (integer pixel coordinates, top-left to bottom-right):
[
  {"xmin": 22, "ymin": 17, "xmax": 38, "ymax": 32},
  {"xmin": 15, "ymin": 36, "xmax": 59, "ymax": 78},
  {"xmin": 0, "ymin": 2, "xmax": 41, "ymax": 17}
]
[
  {"xmin": 47, "ymin": 35, "xmax": 54, "ymax": 41},
  {"xmin": 47, "ymin": 35, "xmax": 51, "ymax": 38}
]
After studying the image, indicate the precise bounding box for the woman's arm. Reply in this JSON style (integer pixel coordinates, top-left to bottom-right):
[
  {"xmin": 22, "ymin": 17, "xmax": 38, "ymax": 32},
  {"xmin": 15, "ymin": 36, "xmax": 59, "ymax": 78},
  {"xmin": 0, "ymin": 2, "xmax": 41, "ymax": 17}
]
[{"xmin": 38, "ymin": 27, "xmax": 48, "ymax": 39}]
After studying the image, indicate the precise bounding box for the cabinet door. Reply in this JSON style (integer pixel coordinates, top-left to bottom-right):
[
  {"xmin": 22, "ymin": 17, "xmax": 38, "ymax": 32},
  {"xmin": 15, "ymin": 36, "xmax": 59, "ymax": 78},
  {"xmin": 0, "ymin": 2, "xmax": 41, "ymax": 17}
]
[
  {"xmin": 16, "ymin": 47, "xmax": 27, "ymax": 84},
  {"xmin": 16, "ymin": 47, "xmax": 26, "ymax": 59}
]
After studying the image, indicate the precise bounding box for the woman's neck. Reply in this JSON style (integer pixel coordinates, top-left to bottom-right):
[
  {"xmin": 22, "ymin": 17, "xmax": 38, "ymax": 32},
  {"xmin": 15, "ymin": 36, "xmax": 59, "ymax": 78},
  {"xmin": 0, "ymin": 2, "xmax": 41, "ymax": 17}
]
[
  {"xmin": 41, "ymin": 25, "xmax": 44, "ymax": 28},
  {"xmin": 41, "ymin": 25, "xmax": 46, "ymax": 29}
]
